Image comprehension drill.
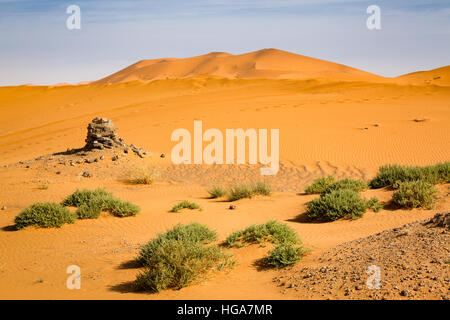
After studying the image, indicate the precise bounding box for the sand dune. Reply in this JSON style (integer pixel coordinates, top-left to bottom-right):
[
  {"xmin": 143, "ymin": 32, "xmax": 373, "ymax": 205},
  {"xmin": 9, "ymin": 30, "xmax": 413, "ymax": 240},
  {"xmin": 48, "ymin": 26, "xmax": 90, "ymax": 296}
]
[
  {"xmin": 396, "ymin": 66, "xmax": 450, "ymax": 86},
  {"xmin": 96, "ymin": 49, "xmax": 386, "ymax": 84}
]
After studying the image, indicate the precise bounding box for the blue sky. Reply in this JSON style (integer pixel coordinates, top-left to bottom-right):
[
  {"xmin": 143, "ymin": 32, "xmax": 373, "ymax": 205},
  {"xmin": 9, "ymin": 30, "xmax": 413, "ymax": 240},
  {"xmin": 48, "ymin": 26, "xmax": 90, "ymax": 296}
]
[{"xmin": 0, "ymin": 0, "xmax": 449, "ymax": 86}]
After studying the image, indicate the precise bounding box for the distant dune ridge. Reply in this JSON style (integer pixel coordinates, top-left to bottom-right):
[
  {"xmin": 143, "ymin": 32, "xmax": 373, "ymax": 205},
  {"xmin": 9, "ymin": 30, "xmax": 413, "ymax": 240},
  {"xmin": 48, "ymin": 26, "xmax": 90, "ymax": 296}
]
[{"xmin": 95, "ymin": 48, "xmax": 449, "ymax": 86}]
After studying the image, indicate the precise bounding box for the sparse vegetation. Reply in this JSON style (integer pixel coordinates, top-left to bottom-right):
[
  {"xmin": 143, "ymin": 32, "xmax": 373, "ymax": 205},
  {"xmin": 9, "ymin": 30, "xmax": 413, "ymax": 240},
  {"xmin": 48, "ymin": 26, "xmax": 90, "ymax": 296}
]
[
  {"xmin": 392, "ymin": 180, "xmax": 437, "ymax": 209},
  {"xmin": 264, "ymin": 243, "xmax": 306, "ymax": 267},
  {"xmin": 137, "ymin": 223, "xmax": 218, "ymax": 265},
  {"xmin": 304, "ymin": 176, "xmax": 336, "ymax": 194},
  {"xmin": 323, "ymin": 178, "xmax": 368, "ymax": 194},
  {"xmin": 225, "ymin": 220, "xmax": 300, "ymax": 247},
  {"xmin": 126, "ymin": 166, "xmax": 158, "ymax": 185},
  {"xmin": 134, "ymin": 223, "xmax": 231, "ymax": 293},
  {"xmin": 227, "ymin": 182, "xmax": 272, "ymax": 201},
  {"xmin": 367, "ymin": 197, "xmax": 383, "ymax": 212},
  {"xmin": 305, "ymin": 177, "xmax": 368, "ymax": 194},
  {"xmin": 15, "ymin": 202, "xmax": 76, "ymax": 230},
  {"xmin": 207, "ymin": 186, "xmax": 227, "ymax": 199},
  {"xmin": 252, "ymin": 181, "xmax": 272, "ymax": 196},
  {"xmin": 134, "ymin": 239, "xmax": 231, "ymax": 292},
  {"xmin": 171, "ymin": 200, "xmax": 202, "ymax": 212},
  {"xmin": 306, "ymin": 189, "xmax": 380, "ymax": 221},
  {"xmin": 62, "ymin": 188, "xmax": 140, "ymax": 218},
  {"xmin": 369, "ymin": 162, "xmax": 450, "ymax": 189},
  {"xmin": 228, "ymin": 184, "xmax": 254, "ymax": 201}
]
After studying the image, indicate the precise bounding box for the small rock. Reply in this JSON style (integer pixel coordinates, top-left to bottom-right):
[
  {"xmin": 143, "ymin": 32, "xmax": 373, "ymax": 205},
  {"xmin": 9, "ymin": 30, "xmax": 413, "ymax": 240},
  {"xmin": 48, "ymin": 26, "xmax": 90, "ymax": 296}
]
[
  {"xmin": 400, "ymin": 289, "xmax": 411, "ymax": 297},
  {"xmin": 82, "ymin": 171, "xmax": 91, "ymax": 178},
  {"xmin": 229, "ymin": 205, "xmax": 236, "ymax": 210},
  {"xmin": 112, "ymin": 155, "xmax": 120, "ymax": 161},
  {"xmin": 1, "ymin": 206, "xmax": 6, "ymax": 211},
  {"xmin": 160, "ymin": 153, "xmax": 166, "ymax": 158}
]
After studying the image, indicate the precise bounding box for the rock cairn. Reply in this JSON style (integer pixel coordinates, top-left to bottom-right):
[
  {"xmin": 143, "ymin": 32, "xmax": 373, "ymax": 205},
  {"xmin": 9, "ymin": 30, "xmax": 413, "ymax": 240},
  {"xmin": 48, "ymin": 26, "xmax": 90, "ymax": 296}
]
[
  {"xmin": 84, "ymin": 117, "xmax": 124, "ymax": 150},
  {"xmin": 83, "ymin": 117, "xmax": 147, "ymax": 157}
]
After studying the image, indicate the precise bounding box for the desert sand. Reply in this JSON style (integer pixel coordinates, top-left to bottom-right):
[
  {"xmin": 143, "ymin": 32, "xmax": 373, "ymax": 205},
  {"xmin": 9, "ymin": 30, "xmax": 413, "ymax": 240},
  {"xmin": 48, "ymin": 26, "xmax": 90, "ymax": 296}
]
[{"xmin": 0, "ymin": 49, "xmax": 448, "ymax": 299}]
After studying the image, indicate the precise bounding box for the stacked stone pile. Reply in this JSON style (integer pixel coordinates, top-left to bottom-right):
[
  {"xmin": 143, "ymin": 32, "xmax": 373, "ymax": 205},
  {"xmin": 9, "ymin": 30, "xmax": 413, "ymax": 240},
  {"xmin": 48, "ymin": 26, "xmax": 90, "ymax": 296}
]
[{"xmin": 84, "ymin": 117, "xmax": 125, "ymax": 150}]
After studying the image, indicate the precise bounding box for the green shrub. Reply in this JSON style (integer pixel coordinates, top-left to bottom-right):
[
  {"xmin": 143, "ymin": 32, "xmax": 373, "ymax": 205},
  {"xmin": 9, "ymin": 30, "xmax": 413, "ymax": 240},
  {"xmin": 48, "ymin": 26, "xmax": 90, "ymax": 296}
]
[
  {"xmin": 228, "ymin": 184, "xmax": 254, "ymax": 201},
  {"xmin": 109, "ymin": 200, "xmax": 140, "ymax": 217},
  {"xmin": 323, "ymin": 178, "xmax": 368, "ymax": 193},
  {"xmin": 134, "ymin": 223, "xmax": 230, "ymax": 293},
  {"xmin": 367, "ymin": 197, "xmax": 383, "ymax": 212},
  {"xmin": 63, "ymin": 188, "xmax": 140, "ymax": 218},
  {"xmin": 207, "ymin": 186, "xmax": 227, "ymax": 199},
  {"xmin": 264, "ymin": 243, "xmax": 306, "ymax": 267},
  {"xmin": 171, "ymin": 200, "xmax": 202, "ymax": 213},
  {"xmin": 15, "ymin": 202, "xmax": 76, "ymax": 230},
  {"xmin": 306, "ymin": 189, "xmax": 376, "ymax": 221},
  {"xmin": 227, "ymin": 182, "xmax": 272, "ymax": 201},
  {"xmin": 134, "ymin": 239, "xmax": 231, "ymax": 293},
  {"xmin": 77, "ymin": 202, "xmax": 102, "ymax": 219},
  {"xmin": 61, "ymin": 188, "xmax": 113, "ymax": 207},
  {"xmin": 137, "ymin": 223, "xmax": 218, "ymax": 265},
  {"xmin": 369, "ymin": 162, "xmax": 450, "ymax": 189},
  {"xmin": 252, "ymin": 181, "xmax": 272, "ymax": 196},
  {"xmin": 392, "ymin": 180, "xmax": 437, "ymax": 209},
  {"xmin": 225, "ymin": 221, "xmax": 300, "ymax": 247},
  {"xmin": 304, "ymin": 176, "xmax": 336, "ymax": 194}
]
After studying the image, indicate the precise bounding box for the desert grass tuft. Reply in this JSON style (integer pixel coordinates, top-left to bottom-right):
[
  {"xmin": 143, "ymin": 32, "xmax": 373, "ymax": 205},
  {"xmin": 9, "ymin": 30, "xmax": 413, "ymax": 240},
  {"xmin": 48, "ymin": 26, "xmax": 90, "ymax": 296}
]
[
  {"xmin": 36, "ymin": 184, "xmax": 49, "ymax": 190},
  {"xmin": 171, "ymin": 200, "xmax": 202, "ymax": 213},
  {"xmin": 207, "ymin": 185, "xmax": 227, "ymax": 199},
  {"xmin": 227, "ymin": 181, "xmax": 272, "ymax": 201},
  {"xmin": 225, "ymin": 220, "xmax": 300, "ymax": 247},
  {"xmin": 369, "ymin": 162, "xmax": 450, "ymax": 189},
  {"xmin": 126, "ymin": 166, "xmax": 159, "ymax": 185}
]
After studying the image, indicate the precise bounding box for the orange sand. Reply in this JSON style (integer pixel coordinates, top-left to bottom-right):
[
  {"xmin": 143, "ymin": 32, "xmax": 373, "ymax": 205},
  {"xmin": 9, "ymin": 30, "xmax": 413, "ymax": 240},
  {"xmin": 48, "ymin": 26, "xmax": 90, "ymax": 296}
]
[{"xmin": 0, "ymin": 49, "xmax": 449, "ymax": 299}]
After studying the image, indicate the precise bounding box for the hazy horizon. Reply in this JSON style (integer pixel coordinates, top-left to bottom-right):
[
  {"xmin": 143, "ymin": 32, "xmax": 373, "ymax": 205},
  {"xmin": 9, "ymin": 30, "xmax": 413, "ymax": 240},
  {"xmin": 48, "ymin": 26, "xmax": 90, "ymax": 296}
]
[{"xmin": 1, "ymin": 0, "xmax": 449, "ymax": 86}]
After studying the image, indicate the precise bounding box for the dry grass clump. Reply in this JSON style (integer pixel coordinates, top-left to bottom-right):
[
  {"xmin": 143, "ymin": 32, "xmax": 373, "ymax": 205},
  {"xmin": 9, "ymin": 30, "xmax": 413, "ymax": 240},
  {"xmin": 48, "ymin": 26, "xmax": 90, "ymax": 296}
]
[
  {"xmin": 207, "ymin": 186, "xmax": 227, "ymax": 199},
  {"xmin": 126, "ymin": 166, "xmax": 159, "ymax": 185},
  {"xmin": 227, "ymin": 181, "xmax": 272, "ymax": 201}
]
